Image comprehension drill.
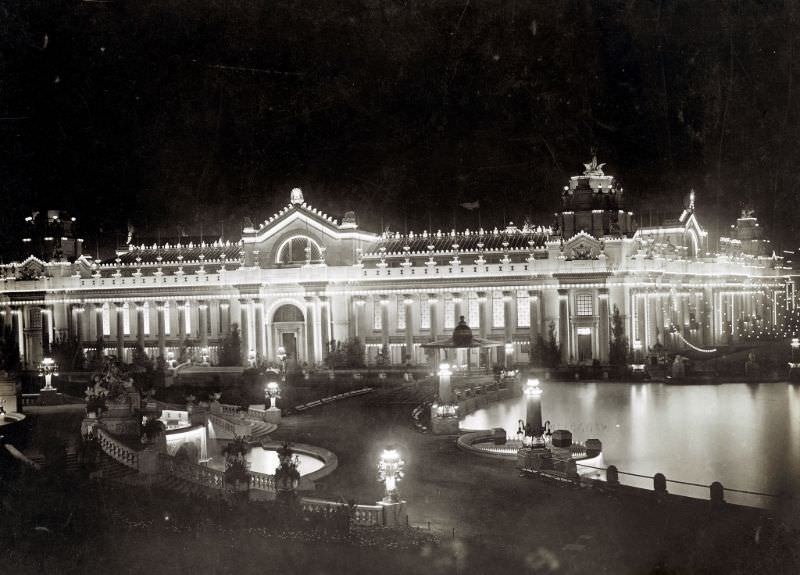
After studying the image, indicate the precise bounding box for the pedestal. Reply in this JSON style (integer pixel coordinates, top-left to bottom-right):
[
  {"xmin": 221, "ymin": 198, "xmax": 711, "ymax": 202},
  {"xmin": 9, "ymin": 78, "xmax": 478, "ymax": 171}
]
[
  {"xmin": 264, "ymin": 407, "xmax": 282, "ymax": 425},
  {"xmin": 516, "ymin": 446, "xmax": 553, "ymax": 472},
  {"xmin": 38, "ymin": 388, "xmax": 61, "ymax": 406},
  {"xmin": 378, "ymin": 500, "xmax": 407, "ymax": 527}
]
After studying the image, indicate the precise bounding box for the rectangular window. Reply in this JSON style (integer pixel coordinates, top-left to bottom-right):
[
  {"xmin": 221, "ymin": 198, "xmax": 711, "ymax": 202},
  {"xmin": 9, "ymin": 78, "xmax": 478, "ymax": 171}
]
[
  {"xmin": 102, "ymin": 303, "xmax": 111, "ymax": 336},
  {"xmin": 163, "ymin": 301, "xmax": 171, "ymax": 335},
  {"xmin": 444, "ymin": 294, "xmax": 455, "ymax": 330},
  {"xmin": 468, "ymin": 292, "xmax": 480, "ymax": 328},
  {"xmin": 184, "ymin": 302, "xmax": 192, "ymax": 335},
  {"xmin": 143, "ymin": 302, "xmax": 151, "ymax": 336},
  {"xmin": 373, "ymin": 301, "xmax": 383, "ymax": 331},
  {"xmin": 576, "ymin": 294, "xmax": 593, "ymax": 316},
  {"xmin": 123, "ymin": 302, "xmax": 130, "ymax": 335},
  {"xmin": 492, "ymin": 292, "xmax": 505, "ymax": 328},
  {"xmin": 397, "ymin": 298, "xmax": 406, "ymax": 331},
  {"xmin": 419, "ymin": 295, "xmax": 430, "ymax": 329},
  {"xmin": 516, "ymin": 291, "xmax": 530, "ymax": 327}
]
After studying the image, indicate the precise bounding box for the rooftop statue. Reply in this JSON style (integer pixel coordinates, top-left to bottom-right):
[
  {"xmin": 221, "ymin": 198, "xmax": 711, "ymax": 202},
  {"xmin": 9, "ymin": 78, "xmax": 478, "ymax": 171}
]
[
  {"xmin": 290, "ymin": 187, "xmax": 304, "ymax": 205},
  {"xmin": 583, "ymin": 155, "xmax": 606, "ymax": 177}
]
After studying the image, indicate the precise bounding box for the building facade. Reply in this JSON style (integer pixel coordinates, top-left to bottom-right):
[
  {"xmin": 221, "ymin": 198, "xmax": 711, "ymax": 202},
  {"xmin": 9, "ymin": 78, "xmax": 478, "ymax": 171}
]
[{"xmin": 0, "ymin": 159, "xmax": 791, "ymax": 369}]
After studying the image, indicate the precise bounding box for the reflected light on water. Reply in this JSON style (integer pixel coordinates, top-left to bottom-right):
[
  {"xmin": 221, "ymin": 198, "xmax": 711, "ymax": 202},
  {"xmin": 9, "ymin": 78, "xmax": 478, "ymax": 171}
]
[{"xmin": 460, "ymin": 382, "xmax": 800, "ymax": 506}]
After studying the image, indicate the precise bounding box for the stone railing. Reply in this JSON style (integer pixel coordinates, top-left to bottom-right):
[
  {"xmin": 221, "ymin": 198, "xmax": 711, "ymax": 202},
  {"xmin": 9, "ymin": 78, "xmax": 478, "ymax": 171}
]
[
  {"xmin": 96, "ymin": 427, "xmax": 140, "ymax": 470},
  {"xmin": 246, "ymin": 405, "xmax": 268, "ymax": 421},
  {"xmin": 249, "ymin": 470, "xmax": 276, "ymax": 491},
  {"xmin": 158, "ymin": 453, "xmax": 225, "ymax": 490},
  {"xmin": 300, "ymin": 497, "xmax": 384, "ymax": 526},
  {"xmin": 208, "ymin": 412, "xmax": 252, "ymax": 438},
  {"xmin": 20, "ymin": 394, "xmax": 40, "ymax": 407}
]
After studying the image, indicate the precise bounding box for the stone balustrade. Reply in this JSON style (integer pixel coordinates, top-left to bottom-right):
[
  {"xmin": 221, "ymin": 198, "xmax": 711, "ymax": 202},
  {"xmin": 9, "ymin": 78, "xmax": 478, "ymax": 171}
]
[
  {"xmin": 158, "ymin": 453, "xmax": 225, "ymax": 489},
  {"xmin": 300, "ymin": 497, "xmax": 385, "ymax": 526},
  {"xmin": 96, "ymin": 427, "xmax": 140, "ymax": 470},
  {"xmin": 208, "ymin": 412, "xmax": 251, "ymax": 438},
  {"xmin": 249, "ymin": 470, "xmax": 276, "ymax": 491}
]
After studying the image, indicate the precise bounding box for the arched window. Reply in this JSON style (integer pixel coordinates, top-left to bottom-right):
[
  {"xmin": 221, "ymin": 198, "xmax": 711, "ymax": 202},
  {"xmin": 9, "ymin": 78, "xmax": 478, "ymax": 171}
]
[
  {"xmin": 276, "ymin": 236, "xmax": 323, "ymax": 264},
  {"xmin": 273, "ymin": 304, "xmax": 304, "ymax": 323}
]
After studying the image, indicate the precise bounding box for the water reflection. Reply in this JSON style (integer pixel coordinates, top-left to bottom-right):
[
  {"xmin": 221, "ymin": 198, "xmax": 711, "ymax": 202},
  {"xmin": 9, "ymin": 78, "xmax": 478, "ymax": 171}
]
[{"xmin": 460, "ymin": 382, "xmax": 800, "ymax": 507}]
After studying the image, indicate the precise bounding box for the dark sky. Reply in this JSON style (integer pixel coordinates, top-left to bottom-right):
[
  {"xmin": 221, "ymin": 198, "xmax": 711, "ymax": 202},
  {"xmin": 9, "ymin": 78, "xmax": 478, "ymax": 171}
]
[{"xmin": 1, "ymin": 0, "xmax": 799, "ymax": 255}]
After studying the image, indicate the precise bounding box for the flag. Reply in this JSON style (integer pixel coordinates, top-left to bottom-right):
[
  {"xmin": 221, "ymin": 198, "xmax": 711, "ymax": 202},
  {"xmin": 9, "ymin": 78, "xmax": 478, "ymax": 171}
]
[{"xmin": 460, "ymin": 201, "xmax": 480, "ymax": 211}]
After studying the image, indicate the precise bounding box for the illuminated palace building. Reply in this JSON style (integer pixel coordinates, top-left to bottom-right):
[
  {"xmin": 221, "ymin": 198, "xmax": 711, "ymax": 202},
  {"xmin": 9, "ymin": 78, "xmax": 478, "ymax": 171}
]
[{"xmin": 0, "ymin": 159, "xmax": 792, "ymax": 369}]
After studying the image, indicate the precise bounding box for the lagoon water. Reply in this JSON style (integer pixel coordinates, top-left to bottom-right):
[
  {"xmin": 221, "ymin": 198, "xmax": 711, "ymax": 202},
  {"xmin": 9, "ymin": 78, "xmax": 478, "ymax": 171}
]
[{"xmin": 460, "ymin": 381, "xmax": 800, "ymax": 507}]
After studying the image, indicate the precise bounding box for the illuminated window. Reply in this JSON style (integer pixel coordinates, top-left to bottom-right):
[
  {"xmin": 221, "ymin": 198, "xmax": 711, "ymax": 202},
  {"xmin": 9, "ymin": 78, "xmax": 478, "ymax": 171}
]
[
  {"xmin": 122, "ymin": 302, "xmax": 130, "ymax": 335},
  {"xmin": 373, "ymin": 300, "xmax": 383, "ymax": 331},
  {"xmin": 419, "ymin": 295, "xmax": 430, "ymax": 329},
  {"xmin": 276, "ymin": 235, "xmax": 323, "ymax": 264},
  {"xmin": 516, "ymin": 291, "xmax": 530, "ymax": 327},
  {"xmin": 468, "ymin": 292, "xmax": 480, "ymax": 328},
  {"xmin": 163, "ymin": 301, "xmax": 171, "ymax": 335},
  {"xmin": 576, "ymin": 294, "xmax": 593, "ymax": 316},
  {"xmin": 143, "ymin": 302, "xmax": 151, "ymax": 335},
  {"xmin": 184, "ymin": 302, "xmax": 191, "ymax": 335},
  {"xmin": 102, "ymin": 303, "xmax": 111, "ymax": 336},
  {"xmin": 397, "ymin": 297, "xmax": 406, "ymax": 331},
  {"xmin": 444, "ymin": 294, "xmax": 455, "ymax": 329},
  {"xmin": 492, "ymin": 292, "xmax": 505, "ymax": 328}
]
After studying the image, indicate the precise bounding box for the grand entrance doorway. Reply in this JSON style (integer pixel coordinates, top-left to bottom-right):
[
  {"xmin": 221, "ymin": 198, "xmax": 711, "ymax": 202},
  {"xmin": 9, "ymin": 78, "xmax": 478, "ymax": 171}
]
[
  {"xmin": 577, "ymin": 327, "xmax": 592, "ymax": 361},
  {"xmin": 272, "ymin": 304, "xmax": 304, "ymax": 366}
]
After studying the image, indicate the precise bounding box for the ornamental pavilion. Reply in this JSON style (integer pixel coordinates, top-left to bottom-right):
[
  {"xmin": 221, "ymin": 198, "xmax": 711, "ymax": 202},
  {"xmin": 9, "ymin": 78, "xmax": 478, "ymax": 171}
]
[{"xmin": 0, "ymin": 159, "xmax": 791, "ymax": 370}]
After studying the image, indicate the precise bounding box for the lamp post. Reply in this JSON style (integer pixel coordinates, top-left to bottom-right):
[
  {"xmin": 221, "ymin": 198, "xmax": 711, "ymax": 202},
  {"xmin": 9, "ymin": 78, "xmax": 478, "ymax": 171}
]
[
  {"xmin": 277, "ymin": 346, "xmax": 287, "ymax": 376},
  {"xmin": 523, "ymin": 378, "xmax": 545, "ymax": 448},
  {"xmin": 201, "ymin": 347, "xmax": 209, "ymax": 366},
  {"xmin": 39, "ymin": 357, "xmax": 58, "ymax": 392},
  {"xmin": 378, "ymin": 447, "xmax": 404, "ymax": 503},
  {"xmin": 504, "ymin": 342, "xmax": 514, "ymax": 371},
  {"xmin": 265, "ymin": 380, "xmax": 281, "ymax": 410}
]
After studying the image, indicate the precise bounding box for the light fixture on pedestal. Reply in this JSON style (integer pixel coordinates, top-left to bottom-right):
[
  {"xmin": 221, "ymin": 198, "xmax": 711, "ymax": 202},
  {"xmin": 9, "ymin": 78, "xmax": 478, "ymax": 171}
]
[
  {"xmin": 39, "ymin": 357, "xmax": 58, "ymax": 391},
  {"xmin": 378, "ymin": 447, "xmax": 404, "ymax": 503}
]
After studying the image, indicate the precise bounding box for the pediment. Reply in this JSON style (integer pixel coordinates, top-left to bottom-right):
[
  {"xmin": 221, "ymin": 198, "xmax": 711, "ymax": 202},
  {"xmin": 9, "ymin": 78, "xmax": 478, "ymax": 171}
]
[{"xmin": 562, "ymin": 231, "xmax": 603, "ymax": 261}]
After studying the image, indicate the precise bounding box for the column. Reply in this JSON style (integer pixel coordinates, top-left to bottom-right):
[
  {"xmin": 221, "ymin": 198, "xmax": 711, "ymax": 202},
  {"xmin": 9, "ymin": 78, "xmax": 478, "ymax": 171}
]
[
  {"xmin": 115, "ymin": 302, "xmax": 125, "ymax": 360},
  {"xmin": 156, "ymin": 302, "xmax": 166, "ymax": 359},
  {"xmin": 429, "ymin": 294, "xmax": 439, "ymax": 341},
  {"xmin": 198, "ymin": 301, "xmax": 209, "ymax": 349},
  {"xmin": 74, "ymin": 305, "xmax": 85, "ymax": 344},
  {"xmin": 453, "ymin": 293, "xmax": 463, "ymax": 324},
  {"xmin": 177, "ymin": 300, "xmax": 186, "ymax": 344},
  {"xmin": 477, "ymin": 292, "xmax": 488, "ymax": 339},
  {"xmin": 680, "ymin": 294, "xmax": 689, "ymax": 337},
  {"xmin": 351, "ymin": 296, "xmax": 363, "ymax": 339},
  {"xmin": 220, "ymin": 301, "xmax": 231, "ymax": 335},
  {"xmin": 598, "ymin": 289, "xmax": 609, "ymax": 363},
  {"xmin": 255, "ymin": 300, "xmax": 265, "ymax": 360},
  {"xmin": 380, "ymin": 296, "xmax": 390, "ymax": 351},
  {"xmin": 558, "ymin": 290, "xmax": 569, "ymax": 364},
  {"xmin": 528, "ymin": 290, "xmax": 541, "ymax": 348},
  {"xmin": 42, "ymin": 307, "xmax": 53, "ymax": 353},
  {"xmin": 239, "ymin": 298, "xmax": 251, "ymax": 365},
  {"xmin": 319, "ymin": 296, "xmax": 330, "ymax": 357},
  {"xmin": 503, "ymin": 291, "xmax": 517, "ymax": 366},
  {"xmin": 404, "ymin": 295, "xmax": 414, "ymax": 362},
  {"xmin": 304, "ymin": 296, "xmax": 315, "ymax": 364},
  {"xmin": 12, "ymin": 307, "xmax": 24, "ymax": 365},
  {"xmin": 655, "ymin": 294, "xmax": 664, "ymax": 347},
  {"xmin": 134, "ymin": 302, "xmax": 145, "ymax": 350}
]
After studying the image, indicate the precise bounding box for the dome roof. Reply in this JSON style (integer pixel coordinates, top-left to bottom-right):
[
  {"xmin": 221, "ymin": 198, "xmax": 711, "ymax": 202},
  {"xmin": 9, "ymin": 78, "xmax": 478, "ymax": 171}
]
[{"xmin": 452, "ymin": 316, "xmax": 473, "ymax": 347}]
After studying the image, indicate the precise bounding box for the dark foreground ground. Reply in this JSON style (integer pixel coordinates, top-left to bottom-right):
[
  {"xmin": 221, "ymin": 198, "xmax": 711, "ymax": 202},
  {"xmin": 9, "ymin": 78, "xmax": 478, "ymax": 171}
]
[{"xmin": 2, "ymin": 383, "xmax": 799, "ymax": 574}]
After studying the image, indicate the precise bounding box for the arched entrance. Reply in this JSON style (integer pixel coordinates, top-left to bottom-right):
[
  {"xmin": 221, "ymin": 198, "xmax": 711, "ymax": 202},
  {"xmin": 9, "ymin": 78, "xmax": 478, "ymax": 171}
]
[{"xmin": 271, "ymin": 304, "xmax": 305, "ymax": 366}]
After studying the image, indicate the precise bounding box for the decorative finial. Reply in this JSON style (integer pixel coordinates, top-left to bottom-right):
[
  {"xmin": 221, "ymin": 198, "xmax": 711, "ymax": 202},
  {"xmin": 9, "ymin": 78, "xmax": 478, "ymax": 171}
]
[
  {"xmin": 290, "ymin": 187, "xmax": 304, "ymax": 205},
  {"xmin": 688, "ymin": 189, "xmax": 696, "ymax": 212}
]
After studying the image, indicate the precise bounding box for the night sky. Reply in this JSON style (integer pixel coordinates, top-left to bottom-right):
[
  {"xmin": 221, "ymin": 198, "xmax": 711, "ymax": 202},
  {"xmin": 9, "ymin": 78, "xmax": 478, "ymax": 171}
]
[{"xmin": 1, "ymin": 1, "xmax": 799, "ymax": 256}]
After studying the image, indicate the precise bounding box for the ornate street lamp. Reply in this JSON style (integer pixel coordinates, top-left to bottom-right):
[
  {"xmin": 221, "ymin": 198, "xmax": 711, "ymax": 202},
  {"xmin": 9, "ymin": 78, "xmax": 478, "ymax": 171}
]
[
  {"xmin": 265, "ymin": 380, "xmax": 281, "ymax": 410},
  {"xmin": 504, "ymin": 342, "xmax": 514, "ymax": 370},
  {"xmin": 277, "ymin": 346, "xmax": 287, "ymax": 375},
  {"xmin": 789, "ymin": 338, "xmax": 800, "ymax": 379},
  {"xmin": 378, "ymin": 447, "xmax": 404, "ymax": 503},
  {"xmin": 39, "ymin": 357, "xmax": 58, "ymax": 391}
]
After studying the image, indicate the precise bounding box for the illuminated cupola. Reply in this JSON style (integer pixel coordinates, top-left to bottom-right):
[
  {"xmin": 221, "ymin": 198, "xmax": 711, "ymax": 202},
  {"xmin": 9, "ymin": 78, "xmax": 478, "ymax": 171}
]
[{"xmin": 556, "ymin": 156, "xmax": 634, "ymax": 239}]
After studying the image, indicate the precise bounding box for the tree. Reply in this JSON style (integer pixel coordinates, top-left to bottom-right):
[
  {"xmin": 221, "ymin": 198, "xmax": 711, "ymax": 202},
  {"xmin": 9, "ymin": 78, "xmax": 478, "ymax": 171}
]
[
  {"xmin": 49, "ymin": 335, "xmax": 86, "ymax": 372},
  {"xmin": 609, "ymin": 305, "xmax": 629, "ymax": 367},
  {"xmin": 219, "ymin": 324, "xmax": 241, "ymax": 367},
  {"xmin": 544, "ymin": 322, "xmax": 561, "ymax": 368},
  {"xmin": 0, "ymin": 326, "xmax": 21, "ymax": 373}
]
